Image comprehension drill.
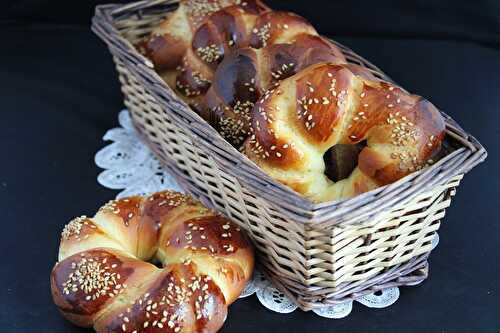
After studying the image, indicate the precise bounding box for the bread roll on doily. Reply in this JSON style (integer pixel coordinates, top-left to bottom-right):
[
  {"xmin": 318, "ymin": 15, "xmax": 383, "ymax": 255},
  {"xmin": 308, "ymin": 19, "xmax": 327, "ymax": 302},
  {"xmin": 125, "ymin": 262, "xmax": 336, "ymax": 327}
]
[{"xmin": 51, "ymin": 191, "xmax": 254, "ymax": 333}]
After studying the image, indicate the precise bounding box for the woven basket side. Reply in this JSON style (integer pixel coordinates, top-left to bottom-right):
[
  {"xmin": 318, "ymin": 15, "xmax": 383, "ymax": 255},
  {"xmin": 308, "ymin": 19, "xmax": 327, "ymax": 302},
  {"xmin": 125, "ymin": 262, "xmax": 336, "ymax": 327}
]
[
  {"xmin": 276, "ymin": 175, "xmax": 459, "ymax": 309},
  {"xmin": 306, "ymin": 177, "xmax": 459, "ymax": 288}
]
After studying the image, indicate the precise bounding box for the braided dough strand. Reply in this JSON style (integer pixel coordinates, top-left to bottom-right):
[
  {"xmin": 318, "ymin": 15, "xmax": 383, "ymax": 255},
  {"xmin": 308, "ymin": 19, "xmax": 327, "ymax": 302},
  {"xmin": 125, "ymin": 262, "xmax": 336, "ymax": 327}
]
[
  {"xmin": 51, "ymin": 191, "xmax": 254, "ymax": 333},
  {"xmin": 244, "ymin": 63, "xmax": 445, "ymax": 202}
]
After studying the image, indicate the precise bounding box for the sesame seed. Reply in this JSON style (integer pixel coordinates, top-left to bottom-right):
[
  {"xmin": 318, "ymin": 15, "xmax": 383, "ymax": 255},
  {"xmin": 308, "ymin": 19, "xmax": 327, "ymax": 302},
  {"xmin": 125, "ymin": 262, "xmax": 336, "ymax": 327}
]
[
  {"xmin": 196, "ymin": 44, "xmax": 222, "ymax": 63},
  {"xmin": 62, "ymin": 254, "xmax": 123, "ymax": 301},
  {"xmin": 255, "ymin": 23, "xmax": 271, "ymax": 46},
  {"xmin": 61, "ymin": 216, "xmax": 89, "ymax": 241}
]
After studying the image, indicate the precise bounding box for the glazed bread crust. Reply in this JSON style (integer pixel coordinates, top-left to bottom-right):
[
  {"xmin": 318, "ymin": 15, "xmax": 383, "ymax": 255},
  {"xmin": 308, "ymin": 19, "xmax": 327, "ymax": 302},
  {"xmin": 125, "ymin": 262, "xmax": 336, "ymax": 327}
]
[
  {"xmin": 51, "ymin": 191, "xmax": 254, "ymax": 333},
  {"xmin": 244, "ymin": 63, "xmax": 445, "ymax": 202},
  {"xmin": 136, "ymin": 0, "xmax": 445, "ymax": 202},
  {"xmin": 138, "ymin": 0, "xmax": 346, "ymax": 145}
]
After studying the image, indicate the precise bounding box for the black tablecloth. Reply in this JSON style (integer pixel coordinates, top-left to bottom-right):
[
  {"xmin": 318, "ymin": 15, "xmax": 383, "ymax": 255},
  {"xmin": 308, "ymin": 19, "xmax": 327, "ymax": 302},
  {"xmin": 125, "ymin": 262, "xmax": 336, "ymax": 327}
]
[{"xmin": 1, "ymin": 22, "xmax": 499, "ymax": 332}]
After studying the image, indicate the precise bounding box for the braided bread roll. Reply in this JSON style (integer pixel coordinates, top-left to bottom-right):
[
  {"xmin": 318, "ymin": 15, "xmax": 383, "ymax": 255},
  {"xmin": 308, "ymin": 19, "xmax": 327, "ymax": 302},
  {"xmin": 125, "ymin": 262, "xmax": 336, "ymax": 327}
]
[
  {"xmin": 137, "ymin": 0, "xmax": 268, "ymax": 70},
  {"xmin": 244, "ymin": 63, "xmax": 446, "ymax": 202},
  {"xmin": 190, "ymin": 10, "xmax": 347, "ymax": 132},
  {"xmin": 137, "ymin": 0, "xmax": 347, "ymax": 129},
  {"xmin": 51, "ymin": 191, "xmax": 254, "ymax": 333},
  {"xmin": 138, "ymin": 0, "xmax": 270, "ymax": 106},
  {"xmin": 202, "ymin": 26, "xmax": 346, "ymax": 146},
  {"xmin": 174, "ymin": 1, "xmax": 270, "ymax": 101}
]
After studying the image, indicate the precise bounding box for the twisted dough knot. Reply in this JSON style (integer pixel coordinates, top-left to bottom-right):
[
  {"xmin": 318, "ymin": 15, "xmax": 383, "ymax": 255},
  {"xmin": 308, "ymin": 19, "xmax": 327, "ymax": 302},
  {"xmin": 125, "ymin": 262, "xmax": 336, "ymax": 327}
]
[
  {"xmin": 137, "ymin": 0, "xmax": 267, "ymax": 71},
  {"xmin": 137, "ymin": 0, "xmax": 270, "ymax": 101},
  {"xmin": 244, "ymin": 63, "xmax": 446, "ymax": 202},
  {"xmin": 189, "ymin": 9, "xmax": 347, "ymax": 145},
  {"xmin": 203, "ymin": 32, "xmax": 346, "ymax": 146},
  {"xmin": 137, "ymin": 0, "xmax": 347, "ymax": 146},
  {"xmin": 51, "ymin": 191, "xmax": 254, "ymax": 333}
]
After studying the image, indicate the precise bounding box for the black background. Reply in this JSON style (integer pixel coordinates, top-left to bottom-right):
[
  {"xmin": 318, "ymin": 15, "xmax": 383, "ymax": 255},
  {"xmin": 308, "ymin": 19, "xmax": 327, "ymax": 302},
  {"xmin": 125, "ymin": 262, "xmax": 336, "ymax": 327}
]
[{"xmin": 1, "ymin": 1, "xmax": 499, "ymax": 332}]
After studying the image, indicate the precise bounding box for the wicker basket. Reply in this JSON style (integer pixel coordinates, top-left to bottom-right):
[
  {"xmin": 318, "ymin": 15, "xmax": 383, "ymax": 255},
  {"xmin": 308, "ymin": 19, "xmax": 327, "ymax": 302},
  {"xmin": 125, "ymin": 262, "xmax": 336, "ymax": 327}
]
[{"xmin": 92, "ymin": 0, "xmax": 487, "ymax": 310}]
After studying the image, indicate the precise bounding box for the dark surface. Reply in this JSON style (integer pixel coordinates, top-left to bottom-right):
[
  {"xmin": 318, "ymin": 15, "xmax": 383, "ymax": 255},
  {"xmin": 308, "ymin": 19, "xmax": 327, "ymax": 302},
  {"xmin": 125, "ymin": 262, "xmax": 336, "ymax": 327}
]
[
  {"xmin": 1, "ymin": 1, "xmax": 499, "ymax": 332},
  {"xmin": 3, "ymin": 0, "xmax": 500, "ymax": 46}
]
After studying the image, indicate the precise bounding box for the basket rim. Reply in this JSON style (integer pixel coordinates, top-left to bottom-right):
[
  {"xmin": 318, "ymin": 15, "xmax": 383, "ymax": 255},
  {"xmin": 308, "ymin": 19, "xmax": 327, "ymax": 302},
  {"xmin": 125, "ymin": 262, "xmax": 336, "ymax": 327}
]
[{"xmin": 91, "ymin": 0, "xmax": 487, "ymax": 225}]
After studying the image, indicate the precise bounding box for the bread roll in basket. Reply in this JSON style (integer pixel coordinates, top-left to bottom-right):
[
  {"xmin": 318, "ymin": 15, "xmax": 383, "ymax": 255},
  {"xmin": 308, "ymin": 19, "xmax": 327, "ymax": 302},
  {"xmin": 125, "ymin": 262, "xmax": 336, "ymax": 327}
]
[{"xmin": 136, "ymin": 0, "xmax": 445, "ymax": 203}]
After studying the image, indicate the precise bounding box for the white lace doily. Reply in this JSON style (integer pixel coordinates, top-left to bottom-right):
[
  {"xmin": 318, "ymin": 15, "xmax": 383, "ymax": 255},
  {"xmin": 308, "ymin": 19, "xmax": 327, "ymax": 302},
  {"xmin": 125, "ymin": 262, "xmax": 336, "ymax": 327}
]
[{"xmin": 95, "ymin": 110, "xmax": 440, "ymax": 318}]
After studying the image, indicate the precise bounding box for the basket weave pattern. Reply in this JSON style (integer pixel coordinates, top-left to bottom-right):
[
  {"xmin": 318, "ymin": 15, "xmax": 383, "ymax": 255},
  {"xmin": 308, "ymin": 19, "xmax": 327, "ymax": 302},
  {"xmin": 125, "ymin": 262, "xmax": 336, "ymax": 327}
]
[{"xmin": 92, "ymin": 0, "xmax": 487, "ymax": 310}]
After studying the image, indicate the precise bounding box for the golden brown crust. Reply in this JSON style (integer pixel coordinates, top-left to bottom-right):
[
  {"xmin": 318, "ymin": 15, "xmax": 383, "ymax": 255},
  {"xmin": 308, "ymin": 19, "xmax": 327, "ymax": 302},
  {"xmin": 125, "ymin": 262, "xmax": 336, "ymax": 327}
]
[
  {"xmin": 58, "ymin": 216, "xmax": 125, "ymax": 261},
  {"xmin": 160, "ymin": 215, "xmax": 249, "ymax": 256},
  {"xmin": 51, "ymin": 248, "xmax": 158, "ymax": 327},
  {"xmin": 249, "ymin": 11, "xmax": 317, "ymax": 48},
  {"xmin": 294, "ymin": 65, "xmax": 352, "ymax": 145},
  {"xmin": 202, "ymin": 30, "xmax": 346, "ymax": 147},
  {"xmin": 244, "ymin": 63, "xmax": 445, "ymax": 202},
  {"xmin": 136, "ymin": 1, "xmax": 347, "ymax": 149},
  {"xmin": 202, "ymin": 48, "xmax": 261, "ymax": 145},
  {"xmin": 137, "ymin": 191, "xmax": 198, "ymax": 259},
  {"xmin": 138, "ymin": 0, "xmax": 268, "ymax": 70},
  {"xmin": 246, "ymin": 87, "xmax": 305, "ymax": 170},
  {"xmin": 157, "ymin": 213, "xmax": 254, "ymax": 304},
  {"xmin": 51, "ymin": 191, "xmax": 254, "ymax": 333},
  {"xmin": 266, "ymin": 34, "xmax": 345, "ymax": 83},
  {"xmin": 343, "ymin": 63, "xmax": 380, "ymax": 81},
  {"xmin": 92, "ymin": 196, "xmax": 144, "ymax": 257},
  {"xmin": 94, "ymin": 264, "xmax": 227, "ymax": 333},
  {"xmin": 137, "ymin": 34, "xmax": 188, "ymax": 71},
  {"xmin": 175, "ymin": 2, "xmax": 269, "ymax": 102}
]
